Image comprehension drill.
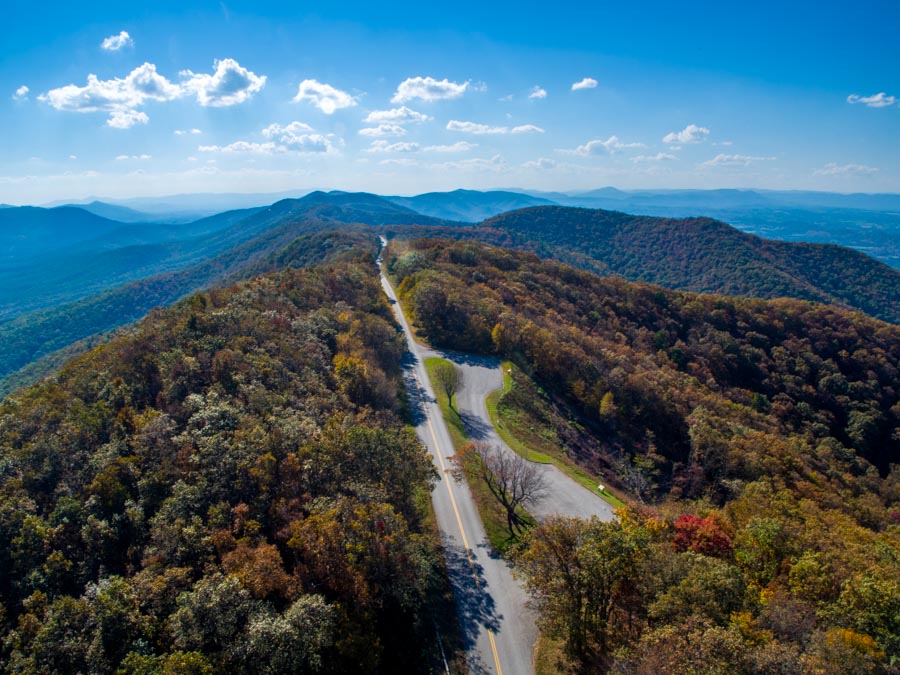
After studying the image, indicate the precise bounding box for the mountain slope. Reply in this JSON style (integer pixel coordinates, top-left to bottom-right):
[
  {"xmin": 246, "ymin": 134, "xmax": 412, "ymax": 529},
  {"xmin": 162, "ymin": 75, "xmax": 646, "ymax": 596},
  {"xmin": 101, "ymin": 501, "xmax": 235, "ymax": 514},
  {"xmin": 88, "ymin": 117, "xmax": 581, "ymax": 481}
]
[
  {"xmin": 0, "ymin": 258, "xmax": 449, "ymax": 672},
  {"xmin": 0, "ymin": 190, "xmax": 453, "ymax": 384},
  {"xmin": 60, "ymin": 200, "xmax": 159, "ymax": 223},
  {"xmin": 387, "ymin": 237, "xmax": 900, "ymax": 669},
  {"xmin": 479, "ymin": 206, "xmax": 900, "ymax": 323},
  {"xmin": 0, "ymin": 206, "xmax": 128, "ymax": 259}
]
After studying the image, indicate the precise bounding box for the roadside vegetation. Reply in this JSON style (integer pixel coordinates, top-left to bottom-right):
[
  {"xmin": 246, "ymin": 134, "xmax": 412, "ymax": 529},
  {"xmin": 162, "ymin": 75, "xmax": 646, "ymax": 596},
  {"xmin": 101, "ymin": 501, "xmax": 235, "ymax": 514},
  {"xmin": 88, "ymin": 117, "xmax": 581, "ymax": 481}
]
[
  {"xmin": 393, "ymin": 238, "xmax": 900, "ymax": 672},
  {"xmin": 423, "ymin": 357, "xmax": 537, "ymax": 555}
]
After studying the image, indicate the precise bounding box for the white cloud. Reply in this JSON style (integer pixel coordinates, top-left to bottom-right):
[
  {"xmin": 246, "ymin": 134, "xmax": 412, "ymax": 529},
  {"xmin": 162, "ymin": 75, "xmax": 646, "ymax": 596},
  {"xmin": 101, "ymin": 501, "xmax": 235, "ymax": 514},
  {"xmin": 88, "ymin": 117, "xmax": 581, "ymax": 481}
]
[
  {"xmin": 115, "ymin": 153, "xmax": 152, "ymax": 160},
  {"xmin": 41, "ymin": 60, "xmax": 262, "ymax": 126},
  {"xmin": 101, "ymin": 31, "xmax": 133, "ymax": 51},
  {"xmin": 663, "ymin": 124, "xmax": 710, "ymax": 144},
  {"xmin": 41, "ymin": 62, "xmax": 181, "ymax": 115},
  {"xmin": 523, "ymin": 157, "xmax": 557, "ymax": 170},
  {"xmin": 528, "ymin": 86, "xmax": 547, "ymax": 99},
  {"xmin": 69, "ymin": 155, "xmax": 77, "ymax": 160},
  {"xmin": 847, "ymin": 92, "xmax": 896, "ymax": 108},
  {"xmin": 199, "ymin": 141, "xmax": 277, "ymax": 154},
  {"xmin": 814, "ymin": 162, "xmax": 879, "ymax": 176},
  {"xmin": 108, "ymin": 110, "xmax": 149, "ymax": 129},
  {"xmin": 201, "ymin": 122, "xmax": 339, "ymax": 156},
  {"xmin": 701, "ymin": 154, "xmax": 775, "ymax": 167},
  {"xmin": 359, "ymin": 124, "xmax": 407, "ymax": 137},
  {"xmin": 181, "ymin": 58, "xmax": 266, "ymax": 107},
  {"xmin": 435, "ymin": 154, "xmax": 507, "ymax": 172},
  {"xmin": 293, "ymin": 79, "xmax": 357, "ymax": 114},
  {"xmin": 447, "ymin": 120, "xmax": 506, "ymax": 134},
  {"xmin": 13, "ymin": 85, "xmax": 29, "ymax": 101},
  {"xmin": 423, "ymin": 141, "xmax": 478, "ymax": 152},
  {"xmin": 498, "ymin": 94, "xmax": 514, "ymax": 102},
  {"xmin": 447, "ymin": 120, "xmax": 544, "ymax": 135},
  {"xmin": 367, "ymin": 140, "xmax": 420, "ymax": 153},
  {"xmin": 565, "ymin": 136, "xmax": 646, "ymax": 156},
  {"xmin": 261, "ymin": 121, "xmax": 337, "ymax": 153},
  {"xmin": 262, "ymin": 121, "xmax": 314, "ymax": 138},
  {"xmin": 571, "ymin": 77, "xmax": 598, "ymax": 91},
  {"xmin": 364, "ymin": 106, "xmax": 430, "ymax": 124},
  {"xmin": 175, "ymin": 128, "xmax": 202, "ymax": 135},
  {"xmin": 391, "ymin": 76, "xmax": 469, "ymax": 103},
  {"xmin": 632, "ymin": 152, "xmax": 677, "ymax": 163}
]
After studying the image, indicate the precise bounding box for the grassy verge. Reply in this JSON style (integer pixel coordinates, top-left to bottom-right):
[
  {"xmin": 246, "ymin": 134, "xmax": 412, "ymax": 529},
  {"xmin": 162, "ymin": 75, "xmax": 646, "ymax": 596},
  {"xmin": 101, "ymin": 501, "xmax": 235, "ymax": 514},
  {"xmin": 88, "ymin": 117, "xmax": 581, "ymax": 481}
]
[
  {"xmin": 424, "ymin": 356, "xmax": 534, "ymax": 556},
  {"xmin": 487, "ymin": 361, "xmax": 627, "ymax": 510}
]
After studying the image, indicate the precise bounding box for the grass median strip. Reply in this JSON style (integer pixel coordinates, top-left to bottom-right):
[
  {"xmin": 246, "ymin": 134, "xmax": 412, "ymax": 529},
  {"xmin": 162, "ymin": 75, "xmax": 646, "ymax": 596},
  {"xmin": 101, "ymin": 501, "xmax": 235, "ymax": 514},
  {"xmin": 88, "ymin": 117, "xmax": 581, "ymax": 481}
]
[{"xmin": 424, "ymin": 356, "xmax": 535, "ymax": 555}]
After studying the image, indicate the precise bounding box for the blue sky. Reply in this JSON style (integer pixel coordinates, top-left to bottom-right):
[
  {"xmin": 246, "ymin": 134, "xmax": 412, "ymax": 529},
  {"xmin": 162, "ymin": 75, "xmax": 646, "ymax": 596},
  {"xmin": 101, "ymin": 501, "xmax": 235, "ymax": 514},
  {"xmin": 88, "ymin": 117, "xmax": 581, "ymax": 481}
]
[{"xmin": 1, "ymin": 0, "xmax": 898, "ymax": 203}]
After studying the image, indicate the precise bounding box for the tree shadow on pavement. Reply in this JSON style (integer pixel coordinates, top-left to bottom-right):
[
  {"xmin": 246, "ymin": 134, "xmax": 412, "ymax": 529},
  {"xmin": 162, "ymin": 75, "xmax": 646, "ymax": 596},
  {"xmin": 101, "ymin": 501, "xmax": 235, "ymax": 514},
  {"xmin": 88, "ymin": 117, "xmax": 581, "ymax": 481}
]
[
  {"xmin": 401, "ymin": 350, "xmax": 432, "ymax": 426},
  {"xmin": 459, "ymin": 411, "xmax": 494, "ymax": 440},
  {"xmin": 443, "ymin": 542, "xmax": 502, "ymax": 657}
]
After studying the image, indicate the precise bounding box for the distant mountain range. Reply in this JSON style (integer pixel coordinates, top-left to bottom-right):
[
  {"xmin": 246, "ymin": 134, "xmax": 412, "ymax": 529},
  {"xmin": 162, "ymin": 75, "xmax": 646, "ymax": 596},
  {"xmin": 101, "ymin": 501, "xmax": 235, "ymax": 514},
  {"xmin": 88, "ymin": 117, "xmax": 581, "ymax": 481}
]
[
  {"xmin": 385, "ymin": 189, "xmax": 555, "ymax": 222},
  {"xmin": 0, "ymin": 189, "xmax": 897, "ymax": 395}
]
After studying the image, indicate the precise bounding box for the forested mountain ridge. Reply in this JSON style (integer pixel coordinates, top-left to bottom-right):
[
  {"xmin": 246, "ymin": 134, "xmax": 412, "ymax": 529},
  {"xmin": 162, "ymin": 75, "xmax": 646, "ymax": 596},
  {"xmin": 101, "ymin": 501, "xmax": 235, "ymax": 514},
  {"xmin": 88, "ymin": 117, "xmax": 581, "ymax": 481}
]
[
  {"xmin": 0, "ymin": 197, "xmax": 408, "ymax": 385},
  {"xmin": 479, "ymin": 206, "xmax": 900, "ymax": 323},
  {"xmin": 0, "ymin": 256, "xmax": 449, "ymax": 672},
  {"xmin": 388, "ymin": 237, "xmax": 900, "ymax": 670}
]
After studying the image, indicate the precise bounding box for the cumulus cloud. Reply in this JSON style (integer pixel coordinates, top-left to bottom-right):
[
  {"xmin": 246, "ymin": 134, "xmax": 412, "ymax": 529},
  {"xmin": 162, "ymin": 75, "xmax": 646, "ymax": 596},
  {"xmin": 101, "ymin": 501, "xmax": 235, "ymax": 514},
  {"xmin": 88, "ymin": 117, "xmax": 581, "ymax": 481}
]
[
  {"xmin": 261, "ymin": 121, "xmax": 336, "ymax": 153},
  {"xmin": 41, "ymin": 63, "xmax": 181, "ymax": 114},
  {"xmin": 359, "ymin": 124, "xmax": 407, "ymax": 137},
  {"xmin": 181, "ymin": 58, "xmax": 266, "ymax": 107},
  {"xmin": 565, "ymin": 136, "xmax": 646, "ymax": 155},
  {"xmin": 511, "ymin": 124, "xmax": 545, "ymax": 134},
  {"xmin": 847, "ymin": 92, "xmax": 896, "ymax": 108},
  {"xmin": 12, "ymin": 85, "xmax": 29, "ymax": 101},
  {"xmin": 523, "ymin": 157, "xmax": 557, "ymax": 169},
  {"xmin": 366, "ymin": 140, "xmax": 420, "ymax": 153},
  {"xmin": 293, "ymin": 79, "xmax": 357, "ymax": 114},
  {"xmin": 571, "ymin": 77, "xmax": 598, "ymax": 91},
  {"xmin": 814, "ymin": 162, "xmax": 879, "ymax": 176},
  {"xmin": 632, "ymin": 152, "xmax": 677, "ymax": 163},
  {"xmin": 175, "ymin": 128, "xmax": 202, "ymax": 136},
  {"xmin": 364, "ymin": 106, "xmax": 430, "ymax": 124},
  {"xmin": 391, "ymin": 76, "xmax": 469, "ymax": 103},
  {"xmin": 528, "ymin": 86, "xmax": 547, "ymax": 99},
  {"xmin": 115, "ymin": 153, "xmax": 152, "ymax": 160},
  {"xmin": 663, "ymin": 124, "xmax": 710, "ymax": 144},
  {"xmin": 201, "ymin": 121, "xmax": 339, "ymax": 156},
  {"xmin": 101, "ymin": 31, "xmax": 133, "ymax": 51},
  {"xmin": 447, "ymin": 120, "xmax": 544, "ymax": 135},
  {"xmin": 108, "ymin": 110, "xmax": 149, "ymax": 129},
  {"xmin": 422, "ymin": 141, "xmax": 478, "ymax": 152},
  {"xmin": 41, "ymin": 59, "xmax": 264, "ymax": 127},
  {"xmin": 701, "ymin": 154, "xmax": 775, "ymax": 167}
]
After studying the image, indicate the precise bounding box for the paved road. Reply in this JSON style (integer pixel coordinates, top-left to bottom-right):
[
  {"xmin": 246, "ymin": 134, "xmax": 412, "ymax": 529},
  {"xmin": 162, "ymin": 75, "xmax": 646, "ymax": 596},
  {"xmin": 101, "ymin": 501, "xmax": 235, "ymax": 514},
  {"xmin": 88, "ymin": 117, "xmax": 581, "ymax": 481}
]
[
  {"xmin": 450, "ymin": 356, "xmax": 616, "ymax": 523},
  {"xmin": 378, "ymin": 247, "xmax": 536, "ymax": 675}
]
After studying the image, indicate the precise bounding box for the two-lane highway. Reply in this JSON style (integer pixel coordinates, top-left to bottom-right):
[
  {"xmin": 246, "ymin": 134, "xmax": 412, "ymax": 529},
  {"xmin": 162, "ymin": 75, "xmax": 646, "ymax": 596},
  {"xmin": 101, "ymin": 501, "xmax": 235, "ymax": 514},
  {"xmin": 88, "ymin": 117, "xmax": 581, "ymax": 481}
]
[{"xmin": 378, "ymin": 244, "xmax": 536, "ymax": 675}]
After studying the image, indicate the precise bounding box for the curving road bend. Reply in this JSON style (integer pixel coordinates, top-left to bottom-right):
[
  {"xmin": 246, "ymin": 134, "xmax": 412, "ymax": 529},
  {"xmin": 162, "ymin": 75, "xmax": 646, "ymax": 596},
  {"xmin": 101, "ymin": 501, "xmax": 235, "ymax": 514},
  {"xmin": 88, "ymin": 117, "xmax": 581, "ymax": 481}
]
[
  {"xmin": 449, "ymin": 356, "xmax": 616, "ymax": 523},
  {"xmin": 378, "ymin": 245, "xmax": 536, "ymax": 675},
  {"xmin": 378, "ymin": 237, "xmax": 615, "ymax": 673}
]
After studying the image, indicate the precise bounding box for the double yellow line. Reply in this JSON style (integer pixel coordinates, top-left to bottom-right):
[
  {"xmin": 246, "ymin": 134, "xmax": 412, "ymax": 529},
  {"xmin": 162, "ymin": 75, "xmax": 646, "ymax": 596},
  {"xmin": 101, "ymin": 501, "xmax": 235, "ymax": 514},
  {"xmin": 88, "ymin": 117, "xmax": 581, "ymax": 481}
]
[{"xmin": 413, "ymin": 369, "xmax": 504, "ymax": 675}]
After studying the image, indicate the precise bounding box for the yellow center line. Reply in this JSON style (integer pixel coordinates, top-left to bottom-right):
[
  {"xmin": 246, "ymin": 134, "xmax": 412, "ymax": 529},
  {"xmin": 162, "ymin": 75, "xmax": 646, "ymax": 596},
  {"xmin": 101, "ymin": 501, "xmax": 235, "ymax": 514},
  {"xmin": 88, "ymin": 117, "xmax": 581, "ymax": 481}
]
[{"xmin": 412, "ymin": 369, "xmax": 504, "ymax": 675}]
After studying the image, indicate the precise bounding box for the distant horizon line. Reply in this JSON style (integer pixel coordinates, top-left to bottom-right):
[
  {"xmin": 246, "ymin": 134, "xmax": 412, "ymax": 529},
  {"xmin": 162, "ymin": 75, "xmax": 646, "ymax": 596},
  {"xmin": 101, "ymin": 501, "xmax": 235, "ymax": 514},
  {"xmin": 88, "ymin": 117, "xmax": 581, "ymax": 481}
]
[{"xmin": 12, "ymin": 184, "xmax": 900, "ymax": 209}]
